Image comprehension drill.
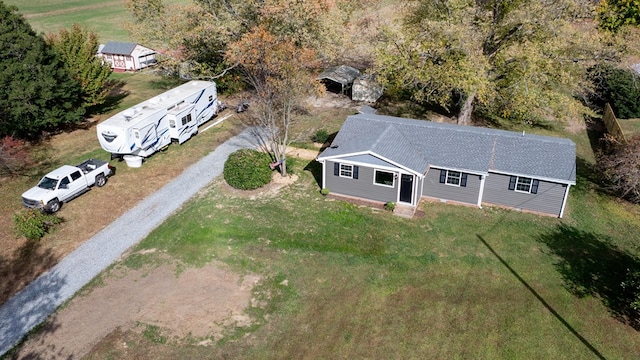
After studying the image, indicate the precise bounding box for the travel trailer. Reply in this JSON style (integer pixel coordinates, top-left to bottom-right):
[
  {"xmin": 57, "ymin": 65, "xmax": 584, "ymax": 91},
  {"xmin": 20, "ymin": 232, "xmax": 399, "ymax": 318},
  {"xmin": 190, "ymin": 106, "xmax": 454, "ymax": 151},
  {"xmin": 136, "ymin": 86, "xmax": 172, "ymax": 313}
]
[{"xmin": 97, "ymin": 81, "xmax": 223, "ymax": 159}]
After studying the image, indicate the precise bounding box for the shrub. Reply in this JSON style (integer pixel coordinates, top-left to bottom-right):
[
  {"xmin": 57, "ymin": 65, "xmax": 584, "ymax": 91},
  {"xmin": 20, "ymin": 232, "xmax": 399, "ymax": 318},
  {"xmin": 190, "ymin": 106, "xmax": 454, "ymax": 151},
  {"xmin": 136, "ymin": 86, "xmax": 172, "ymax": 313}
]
[
  {"xmin": 598, "ymin": 135, "xmax": 640, "ymax": 203},
  {"xmin": 0, "ymin": 136, "xmax": 33, "ymax": 176},
  {"xmin": 384, "ymin": 202, "xmax": 396, "ymax": 211},
  {"xmin": 224, "ymin": 149, "xmax": 272, "ymax": 190},
  {"xmin": 320, "ymin": 188, "xmax": 330, "ymax": 196},
  {"xmin": 312, "ymin": 129, "xmax": 330, "ymax": 144},
  {"xmin": 13, "ymin": 209, "xmax": 62, "ymax": 241},
  {"xmin": 588, "ymin": 63, "xmax": 640, "ymax": 119}
]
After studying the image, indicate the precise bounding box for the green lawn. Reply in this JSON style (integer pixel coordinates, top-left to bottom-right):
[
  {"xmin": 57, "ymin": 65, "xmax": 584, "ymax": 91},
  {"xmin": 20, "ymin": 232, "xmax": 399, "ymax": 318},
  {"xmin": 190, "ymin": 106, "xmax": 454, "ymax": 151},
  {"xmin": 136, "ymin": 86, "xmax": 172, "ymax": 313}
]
[
  {"xmin": 3, "ymin": 0, "xmax": 186, "ymax": 42},
  {"xmin": 84, "ymin": 148, "xmax": 640, "ymax": 359}
]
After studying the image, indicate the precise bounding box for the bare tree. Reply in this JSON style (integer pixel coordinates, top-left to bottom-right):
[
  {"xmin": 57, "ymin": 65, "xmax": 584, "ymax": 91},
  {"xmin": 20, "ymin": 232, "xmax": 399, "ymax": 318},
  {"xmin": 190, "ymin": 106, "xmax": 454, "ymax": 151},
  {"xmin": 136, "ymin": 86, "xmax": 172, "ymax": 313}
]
[
  {"xmin": 227, "ymin": 27, "xmax": 322, "ymax": 176},
  {"xmin": 599, "ymin": 135, "xmax": 640, "ymax": 203}
]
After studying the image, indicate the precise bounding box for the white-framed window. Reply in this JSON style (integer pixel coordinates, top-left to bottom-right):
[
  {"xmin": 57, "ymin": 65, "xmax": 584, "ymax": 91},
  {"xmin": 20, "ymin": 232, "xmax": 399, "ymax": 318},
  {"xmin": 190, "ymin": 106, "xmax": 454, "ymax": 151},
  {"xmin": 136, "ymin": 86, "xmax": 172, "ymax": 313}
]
[
  {"xmin": 446, "ymin": 170, "xmax": 461, "ymax": 186},
  {"xmin": 374, "ymin": 170, "xmax": 395, "ymax": 187},
  {"xmin": 340, "ymin": 164, "xmax": 353, "ymax": 178},
  {"xmin": 439, "ymin": 169, "xmax": 467, "ymax": 187},
  {"xmin": 333, "ymin": 162, "xmax": 358, "ymax": 179},
  {"xmin": 509, "ymin": 176, "xmax": 539, "ymax": 194}
]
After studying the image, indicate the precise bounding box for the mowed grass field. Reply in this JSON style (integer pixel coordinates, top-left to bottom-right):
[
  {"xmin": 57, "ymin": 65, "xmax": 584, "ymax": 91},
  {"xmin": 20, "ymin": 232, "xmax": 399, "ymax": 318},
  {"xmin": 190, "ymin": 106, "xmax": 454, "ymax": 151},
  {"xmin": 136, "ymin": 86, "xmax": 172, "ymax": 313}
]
[
  {"xmin": 3, "ymin": 1, "xmax": 640, "ymax": 358},
  {"xmin": 82, "ymin": 150, "xmax": 640, "ymax": 359},
  {"xmin": 3, "ymin": 0, "xmax": 186, "ymax": 42}
]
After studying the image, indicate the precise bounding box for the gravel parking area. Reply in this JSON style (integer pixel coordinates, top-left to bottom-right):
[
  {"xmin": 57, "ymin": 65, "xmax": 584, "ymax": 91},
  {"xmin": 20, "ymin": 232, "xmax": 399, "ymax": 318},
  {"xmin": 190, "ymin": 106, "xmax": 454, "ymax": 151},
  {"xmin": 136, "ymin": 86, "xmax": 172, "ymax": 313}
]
[{"xmin": 0, "ymin": 128, "xmax": 260, "ymax": 356}]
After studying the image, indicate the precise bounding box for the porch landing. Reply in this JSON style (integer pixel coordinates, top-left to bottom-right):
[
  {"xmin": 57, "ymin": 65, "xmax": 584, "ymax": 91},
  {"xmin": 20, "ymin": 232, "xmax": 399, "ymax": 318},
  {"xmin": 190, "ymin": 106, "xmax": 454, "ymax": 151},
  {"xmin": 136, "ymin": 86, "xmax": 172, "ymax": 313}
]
[{"xmin": 393, "ymin": 203, "xmax": 416, "ymax": 219}]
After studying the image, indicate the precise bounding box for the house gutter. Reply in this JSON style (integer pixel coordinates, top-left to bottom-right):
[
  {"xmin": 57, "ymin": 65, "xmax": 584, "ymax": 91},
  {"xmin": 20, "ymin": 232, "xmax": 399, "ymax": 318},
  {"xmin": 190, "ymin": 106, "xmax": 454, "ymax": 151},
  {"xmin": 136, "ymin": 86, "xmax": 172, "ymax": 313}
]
[
  {"xmin": 477, "ymin": 174, "xmax": 486, "ymax": 208},
  {"xmin": 559, "ymin": 184, "xmax": 571, "ymax": 218}
]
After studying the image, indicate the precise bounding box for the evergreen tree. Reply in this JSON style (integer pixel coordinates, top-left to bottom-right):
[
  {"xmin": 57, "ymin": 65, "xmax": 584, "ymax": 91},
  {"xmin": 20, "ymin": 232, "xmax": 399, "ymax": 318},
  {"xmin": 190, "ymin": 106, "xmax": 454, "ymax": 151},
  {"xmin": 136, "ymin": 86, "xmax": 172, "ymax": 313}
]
[
  {"xmin": 0, "ymin": 3, "xmax": 85, "ymax": 139},
  {"xmin": 45, "ymin": 24, "xmax": 113, "ymax": 108}
]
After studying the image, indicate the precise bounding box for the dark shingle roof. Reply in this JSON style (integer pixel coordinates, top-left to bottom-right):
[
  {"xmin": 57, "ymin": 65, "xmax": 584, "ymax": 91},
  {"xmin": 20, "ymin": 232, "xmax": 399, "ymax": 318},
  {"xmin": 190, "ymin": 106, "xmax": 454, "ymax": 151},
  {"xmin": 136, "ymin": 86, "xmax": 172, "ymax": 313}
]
[
  {"xmin": 100, "ymin": 42, "xmax": 137, "ymax": 56},
  {"xmin": 317, "ymin": 114, "xmax": 576, "ymax": 183}
]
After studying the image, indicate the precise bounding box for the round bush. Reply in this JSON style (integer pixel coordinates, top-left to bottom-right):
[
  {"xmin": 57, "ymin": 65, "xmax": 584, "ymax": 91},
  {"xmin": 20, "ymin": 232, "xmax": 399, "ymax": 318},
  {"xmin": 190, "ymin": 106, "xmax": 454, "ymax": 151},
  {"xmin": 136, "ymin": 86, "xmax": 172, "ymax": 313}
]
[{"xmin": 224, "ymin": 149, "xmax": 272, "ymax": 190}]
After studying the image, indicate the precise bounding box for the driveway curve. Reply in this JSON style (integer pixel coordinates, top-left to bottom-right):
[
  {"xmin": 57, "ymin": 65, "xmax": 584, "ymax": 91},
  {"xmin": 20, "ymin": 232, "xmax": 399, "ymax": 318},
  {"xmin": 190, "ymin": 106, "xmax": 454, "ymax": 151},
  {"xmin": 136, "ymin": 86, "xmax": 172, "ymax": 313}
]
[{"xmin": 0, "ymin": 128, "xmax": 260, "ymax": 356}]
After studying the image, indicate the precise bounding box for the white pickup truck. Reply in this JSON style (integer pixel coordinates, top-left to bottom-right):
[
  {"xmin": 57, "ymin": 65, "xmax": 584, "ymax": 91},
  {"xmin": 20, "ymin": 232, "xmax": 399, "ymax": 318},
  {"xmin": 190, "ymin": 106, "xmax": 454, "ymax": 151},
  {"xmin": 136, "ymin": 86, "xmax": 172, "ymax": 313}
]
[{"xmin": 21, "ymin": 159, "xmax": 113, "ymax": 213}]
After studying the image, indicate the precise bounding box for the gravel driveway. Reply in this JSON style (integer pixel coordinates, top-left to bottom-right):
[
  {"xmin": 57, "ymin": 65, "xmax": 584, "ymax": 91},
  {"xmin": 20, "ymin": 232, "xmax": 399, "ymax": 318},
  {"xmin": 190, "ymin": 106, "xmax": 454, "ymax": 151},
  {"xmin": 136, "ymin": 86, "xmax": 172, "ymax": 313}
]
[{"xmin": 0, "ymin": 128, "xmax": 260, "ymax": 356}]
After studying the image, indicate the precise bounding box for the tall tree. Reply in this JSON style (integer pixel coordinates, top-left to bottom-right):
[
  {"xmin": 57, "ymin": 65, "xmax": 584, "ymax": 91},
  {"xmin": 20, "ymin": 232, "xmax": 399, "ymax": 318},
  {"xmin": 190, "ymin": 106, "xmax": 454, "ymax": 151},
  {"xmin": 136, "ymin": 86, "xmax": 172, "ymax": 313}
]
[
  {"xmin": 45, "ymin": 24, "xmax": 113, "ymax": 108},
  {"xmin": 0, "ymin": 3, "xmax": 85, "ymax": 139},
  {"xmin": 597, "ymin": 0, "xmax": 640, "ymax": 32},
  {"xmin": 375, "ymin": 0, "xmax": 606, "ymax": 126},
  {"xmin": 227, "ymin": 26, "xmax": 323, "ymax": 176}
]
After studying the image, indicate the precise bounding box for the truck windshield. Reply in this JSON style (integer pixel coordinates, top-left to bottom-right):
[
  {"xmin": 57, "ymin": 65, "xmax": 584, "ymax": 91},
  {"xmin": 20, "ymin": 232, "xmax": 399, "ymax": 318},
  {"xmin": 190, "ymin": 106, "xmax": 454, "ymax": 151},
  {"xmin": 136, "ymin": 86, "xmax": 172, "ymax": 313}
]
[{"xmin": 37, "ymin": 177, "xmax": 58, "ymax": 190}]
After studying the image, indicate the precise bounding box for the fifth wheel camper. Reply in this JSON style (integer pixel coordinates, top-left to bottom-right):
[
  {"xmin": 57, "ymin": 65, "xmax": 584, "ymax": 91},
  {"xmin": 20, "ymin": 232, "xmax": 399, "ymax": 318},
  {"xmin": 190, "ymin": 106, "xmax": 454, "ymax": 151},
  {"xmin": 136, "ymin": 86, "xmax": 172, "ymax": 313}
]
[{"xmin": 96, "ymin": 81, "xmax": 224, "ymax": 161}]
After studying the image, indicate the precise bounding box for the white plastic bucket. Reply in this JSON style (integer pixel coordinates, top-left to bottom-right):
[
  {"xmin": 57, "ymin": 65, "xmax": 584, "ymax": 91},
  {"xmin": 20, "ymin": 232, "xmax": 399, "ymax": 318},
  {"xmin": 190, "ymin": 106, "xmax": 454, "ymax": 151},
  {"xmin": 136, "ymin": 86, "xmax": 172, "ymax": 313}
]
[{"xmin": 123, "ymin": 155, "xmax": 143, "ymax": 168}]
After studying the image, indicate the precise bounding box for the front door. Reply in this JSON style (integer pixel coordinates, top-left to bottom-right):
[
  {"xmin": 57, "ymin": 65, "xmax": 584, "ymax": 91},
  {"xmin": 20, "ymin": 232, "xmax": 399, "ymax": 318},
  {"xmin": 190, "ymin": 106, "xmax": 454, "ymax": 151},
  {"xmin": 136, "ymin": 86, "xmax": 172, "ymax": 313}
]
[{"xmin": 399, "ymin": 174, "xmax": 414, "ymax": 203}]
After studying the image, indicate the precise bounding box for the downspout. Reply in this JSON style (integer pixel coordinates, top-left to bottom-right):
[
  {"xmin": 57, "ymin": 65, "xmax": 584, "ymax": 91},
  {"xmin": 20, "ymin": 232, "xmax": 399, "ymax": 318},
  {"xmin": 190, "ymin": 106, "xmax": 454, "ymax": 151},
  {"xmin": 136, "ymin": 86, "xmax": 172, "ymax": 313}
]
[
  {"xmin": 477, "ymin": 174, "xmax": 486, "ymax": 208},
  {"xmin": 559, "ymin": 184, "xmax": 571, "ymax": 218},
  {"xmin": 320, "ymin": 160, "xmax": 326, "ymax": 189}
]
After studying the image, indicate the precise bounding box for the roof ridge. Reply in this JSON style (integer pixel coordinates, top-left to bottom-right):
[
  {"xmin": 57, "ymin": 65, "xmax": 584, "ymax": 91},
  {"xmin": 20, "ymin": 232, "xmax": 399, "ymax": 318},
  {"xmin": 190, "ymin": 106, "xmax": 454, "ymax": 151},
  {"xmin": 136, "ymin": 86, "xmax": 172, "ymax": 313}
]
[{"xmin": 354, "ymin": 114, "xmax": 574, "ymax": 145}]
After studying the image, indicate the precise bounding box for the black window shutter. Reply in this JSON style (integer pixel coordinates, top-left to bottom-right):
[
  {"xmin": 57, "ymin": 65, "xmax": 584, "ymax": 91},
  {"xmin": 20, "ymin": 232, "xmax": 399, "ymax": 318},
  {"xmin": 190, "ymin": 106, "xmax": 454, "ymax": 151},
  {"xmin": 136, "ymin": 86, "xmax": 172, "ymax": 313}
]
[
  {"xmin": 461, "ymin": 173, "xmax": 468, "ymax": 187},
  {"xmin": 439, "ymin": 169, "xmax": 446, "ymax": 183},
  {"xmin": 334, "ymin": 162, "xmax": 339, "ymax": 176},
  {"xmin": 509, "ymin": 176, "xmax": 517, "ymax": 190},
  {"xmin": 531, "ymin": 179, "xmax": 539, "ymax": 194},
  {"xmin": 353, "ymin": 166, "xmax": 359, "ymax": 179}
]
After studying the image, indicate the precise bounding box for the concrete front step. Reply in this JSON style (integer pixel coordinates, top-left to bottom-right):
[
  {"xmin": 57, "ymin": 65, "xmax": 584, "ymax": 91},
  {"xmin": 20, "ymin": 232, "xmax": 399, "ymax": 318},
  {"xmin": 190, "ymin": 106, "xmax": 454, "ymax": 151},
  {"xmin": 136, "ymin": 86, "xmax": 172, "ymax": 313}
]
[{"xmin": 393, "ymin": 204, "xmax": 416, "ymax": 218}]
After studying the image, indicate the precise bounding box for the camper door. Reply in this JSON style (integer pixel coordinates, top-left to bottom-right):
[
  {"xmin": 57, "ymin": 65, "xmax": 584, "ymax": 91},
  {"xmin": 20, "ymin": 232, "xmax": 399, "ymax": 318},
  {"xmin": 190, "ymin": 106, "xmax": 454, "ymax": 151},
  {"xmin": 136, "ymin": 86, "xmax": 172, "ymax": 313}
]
[
  {"xmin": 133, "ymin": 122, "xmax": 158, "ymax": 150},
  {"xmin": 168, "ymin": 104, "xmax": 197, "ymax": 144}
]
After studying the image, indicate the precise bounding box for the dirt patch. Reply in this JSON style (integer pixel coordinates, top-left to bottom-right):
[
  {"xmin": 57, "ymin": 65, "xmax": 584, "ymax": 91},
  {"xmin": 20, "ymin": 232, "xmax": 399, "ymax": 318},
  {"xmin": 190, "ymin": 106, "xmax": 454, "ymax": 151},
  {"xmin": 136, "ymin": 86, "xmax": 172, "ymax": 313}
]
[
  {"xmin": 15, "ymin": 262, "xmax": 260, "ymax": 359},
  {"xmin": 220, "ymin": 172, "xmax": 299, "ymax": 200}
]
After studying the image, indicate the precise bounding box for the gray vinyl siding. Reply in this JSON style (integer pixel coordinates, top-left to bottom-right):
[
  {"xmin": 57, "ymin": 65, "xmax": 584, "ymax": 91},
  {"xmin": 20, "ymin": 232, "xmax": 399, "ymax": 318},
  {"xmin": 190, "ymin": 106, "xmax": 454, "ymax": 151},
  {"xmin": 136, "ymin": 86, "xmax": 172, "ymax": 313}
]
[
  {"xmin": 483, "ymin": 172, "xmax": 567, "ymax": 216},
  {"xmin": 422, "ymin": 168, "xmax": 481, "ymax": 205},
  {"xmin": 325, "ymin": 161, "xmax": 398, "ymax": 203}
]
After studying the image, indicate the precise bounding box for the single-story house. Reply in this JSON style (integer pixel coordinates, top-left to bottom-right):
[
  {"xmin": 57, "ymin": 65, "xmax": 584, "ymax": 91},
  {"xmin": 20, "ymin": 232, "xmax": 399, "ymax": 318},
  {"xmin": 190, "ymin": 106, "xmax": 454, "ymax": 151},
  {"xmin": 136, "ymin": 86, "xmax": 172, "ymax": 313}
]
[
  {"xmin": 316, "ymin": 114, "xmax": 576, "ymax": 218},
  {"xmin": 97, "ymin": 42, "xmax": 157, "ymax": 72}
]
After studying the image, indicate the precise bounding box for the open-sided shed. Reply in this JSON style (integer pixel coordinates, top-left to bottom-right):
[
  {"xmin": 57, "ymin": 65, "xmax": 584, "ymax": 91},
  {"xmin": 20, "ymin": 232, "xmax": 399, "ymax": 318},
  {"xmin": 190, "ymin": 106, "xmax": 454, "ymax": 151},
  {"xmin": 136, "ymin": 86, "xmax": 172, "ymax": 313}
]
[{"xmin": 318, "ymin": 65, "xmax": 360, "ymax": 94}]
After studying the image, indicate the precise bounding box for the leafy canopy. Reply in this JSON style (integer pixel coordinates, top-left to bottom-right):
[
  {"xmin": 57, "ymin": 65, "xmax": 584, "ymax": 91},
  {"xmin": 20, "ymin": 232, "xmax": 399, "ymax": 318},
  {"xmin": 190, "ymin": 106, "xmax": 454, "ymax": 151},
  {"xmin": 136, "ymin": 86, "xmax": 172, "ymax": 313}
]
[
  {"xmin": 45, "ymin": 24, "xmax": 113, "ymax": 108},
  {"xmin": 375, "ymin": 0, "xmax": 604, "ymax": 126},
  {"xmin": 0, "ymin": 3, "xmax": 85, "ymax": 139}
]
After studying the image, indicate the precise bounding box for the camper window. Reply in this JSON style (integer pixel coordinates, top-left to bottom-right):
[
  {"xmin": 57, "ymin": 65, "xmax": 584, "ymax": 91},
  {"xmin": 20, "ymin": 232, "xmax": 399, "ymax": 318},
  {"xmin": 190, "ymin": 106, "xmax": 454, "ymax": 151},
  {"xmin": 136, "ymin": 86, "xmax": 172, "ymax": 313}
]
[
  {"xmin": 181, "ymin": 114, "xmax": 192, "ymax": 126},
  {"xmin": 169, "ymin": 119, "xmax": 176, "ymax": 128},
  {"xmin": 134, "ymin": 130, "xmax": 140, "ymax": 139}
]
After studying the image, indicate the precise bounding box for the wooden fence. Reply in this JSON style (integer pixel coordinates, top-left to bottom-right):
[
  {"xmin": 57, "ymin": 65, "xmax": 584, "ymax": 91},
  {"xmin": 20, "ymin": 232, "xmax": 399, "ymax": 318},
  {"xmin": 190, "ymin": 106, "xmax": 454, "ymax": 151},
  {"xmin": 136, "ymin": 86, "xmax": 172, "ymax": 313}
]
[{"xmin": 603, "ymin": 103, "xmax": 628, "ymax": 144}]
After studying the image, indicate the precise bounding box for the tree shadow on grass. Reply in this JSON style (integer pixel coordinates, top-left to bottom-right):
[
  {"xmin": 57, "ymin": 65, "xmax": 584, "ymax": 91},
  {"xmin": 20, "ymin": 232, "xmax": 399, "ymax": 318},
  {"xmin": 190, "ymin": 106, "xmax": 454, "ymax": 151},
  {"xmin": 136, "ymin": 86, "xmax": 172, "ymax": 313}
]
[
  {"xmin": 539, "ymin": 223, "xmax": 640, "ymax": 329},
  {"xmin": 0, "ymin": 240, "xmax": 66, "ymax": 356},
  {"xmin": 0, "ymin": 240, "xmax": 59, "ymax": 305}
]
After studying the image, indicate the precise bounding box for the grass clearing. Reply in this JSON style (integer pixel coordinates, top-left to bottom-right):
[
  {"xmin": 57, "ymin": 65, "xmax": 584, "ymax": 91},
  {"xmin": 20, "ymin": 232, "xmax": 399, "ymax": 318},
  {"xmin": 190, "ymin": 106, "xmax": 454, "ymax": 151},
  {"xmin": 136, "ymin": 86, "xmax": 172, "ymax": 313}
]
[
  {"xmin": 3, "ymin": 0, "xmax": 187, "ymax": 42},
  {"xmin": 82, "ymin": 139, "xmax": 640, "ymax": 359}
]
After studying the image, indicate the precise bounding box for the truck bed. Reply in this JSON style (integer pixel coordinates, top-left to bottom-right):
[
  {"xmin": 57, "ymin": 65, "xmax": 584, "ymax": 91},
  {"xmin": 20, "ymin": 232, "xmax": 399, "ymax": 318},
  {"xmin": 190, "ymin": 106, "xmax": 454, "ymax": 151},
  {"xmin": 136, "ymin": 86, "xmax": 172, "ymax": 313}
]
[{"xmin": 76, "ymin": 159, "xmax": 109, "ymax": 175}]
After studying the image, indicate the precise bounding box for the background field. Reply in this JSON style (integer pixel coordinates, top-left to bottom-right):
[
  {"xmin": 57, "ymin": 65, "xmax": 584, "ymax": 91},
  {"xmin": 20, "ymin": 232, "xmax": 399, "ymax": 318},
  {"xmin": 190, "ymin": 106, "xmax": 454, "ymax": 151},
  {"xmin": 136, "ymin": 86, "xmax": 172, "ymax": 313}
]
[
  {"xmin": 3, "ymin": 0, "xmax": 185, "ymax": 42},
  {"xmin": 2, "ymin": 1, "xmax": 640, "ymax": 358}
]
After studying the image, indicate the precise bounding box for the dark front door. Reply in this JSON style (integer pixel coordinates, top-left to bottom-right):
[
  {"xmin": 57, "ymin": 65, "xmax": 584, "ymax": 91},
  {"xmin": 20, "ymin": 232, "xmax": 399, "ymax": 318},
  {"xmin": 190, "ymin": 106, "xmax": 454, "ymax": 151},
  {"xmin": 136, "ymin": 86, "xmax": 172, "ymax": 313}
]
[{"xmin": 400, "ymin": 174, "xmax": 414, "ymax": 203}]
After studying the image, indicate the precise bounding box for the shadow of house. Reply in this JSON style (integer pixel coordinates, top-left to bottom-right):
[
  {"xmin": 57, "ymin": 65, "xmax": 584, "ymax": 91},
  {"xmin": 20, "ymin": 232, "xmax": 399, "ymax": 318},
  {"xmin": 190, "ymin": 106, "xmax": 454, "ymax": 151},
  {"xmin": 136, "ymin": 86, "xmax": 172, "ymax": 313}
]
[{"xmin": 539, "ymin": 223, "xmax": 640, "ymax": 329}]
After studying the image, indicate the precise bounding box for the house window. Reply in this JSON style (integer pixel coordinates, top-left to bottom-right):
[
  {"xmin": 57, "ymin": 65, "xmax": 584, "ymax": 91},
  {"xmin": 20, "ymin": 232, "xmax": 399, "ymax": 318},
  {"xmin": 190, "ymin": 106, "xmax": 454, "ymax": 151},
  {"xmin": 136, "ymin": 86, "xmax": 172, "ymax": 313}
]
[
  {"xmin": 439, "ymin": 169, "xmax": 467, "ymax": 187},
  {"xmin": 333, "ymin": 163, "xmax": 359, "ymax": 179},
  {"xmin": 509, "ymin": 176, "xmax": 539, "ymax": 194},
  {"xmin": 340, "ymin": 164, "xmax": 353, "ymax": 178},
  {"xmin": 374, "ymin": 170, "xmax": 394, "ymax": 187}
]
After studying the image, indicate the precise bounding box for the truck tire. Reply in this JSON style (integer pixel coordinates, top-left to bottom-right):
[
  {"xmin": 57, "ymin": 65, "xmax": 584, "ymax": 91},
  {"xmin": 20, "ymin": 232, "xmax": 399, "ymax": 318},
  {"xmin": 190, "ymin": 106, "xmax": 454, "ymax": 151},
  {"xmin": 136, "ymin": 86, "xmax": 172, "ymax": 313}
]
[
  {"xmin": 47, "ymin": 199, "xmax": 61, "ymax": 213},
  {"xmin": 96, "ymin": 174, "xmax": 107, "ymax": 187}
]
